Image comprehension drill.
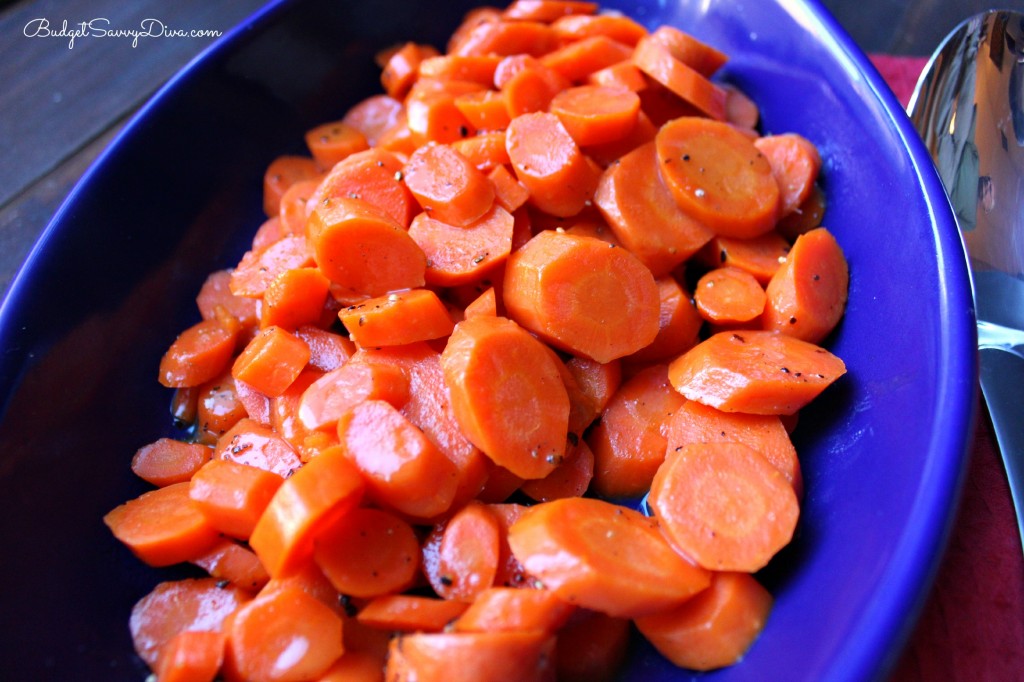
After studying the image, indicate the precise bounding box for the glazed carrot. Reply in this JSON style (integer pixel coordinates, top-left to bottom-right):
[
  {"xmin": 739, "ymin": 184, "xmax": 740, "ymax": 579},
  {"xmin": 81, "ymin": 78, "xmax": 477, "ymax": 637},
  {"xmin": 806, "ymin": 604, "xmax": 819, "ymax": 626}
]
[
  {"xmin": 777, "ymin": 183, "xmax": 827, "ymax": 240},
  {"xmin": 507, "ymin": 496, "xmax": 710, "ymax": 617},
  {"xmin": 410, "ymin": 205, "xmax": 514, "ymax": 287},
  {"xmin": 405, "ymin": 144, "xmax": 495, "ymax": 227},
  {"xmin": 252, "ymin": 216, "xmax": 288, "ymax": 253},
  {"xmin": 451, "ymin": 18, "xmax": 560, "ymax": 58},
  {"xmin": 105, "ymin": 482, "xmax": 219, "ymax": 567},
  {"xmin": 723, "ymin": 83, "xmax": 760, "ymax": 131},
  {"xmin": 587, "ymin": 59, "xmax": 647, "ymax": 91},
  {"xmin": 697, "ymin": 231, "xmax": 792, "ymax": 285},
  {"xmin": 339, "ymin": 289, "xmax": 454, "ymax": 347},
  {"xmin": 155, "ymin": 630, "xmax": 225, "ymax": 682},
  {"xmin": 554, "ymin": 610, "xmax": 631, "ymax": 682},
  {"xmin": 503, "ymin": 230, "xmax": 660, "ymax": 363},
  {"xmin": 627, "ymin": 277, "xmax": 701, "ymax": 365},
  {"xmin": 264, "ymin": 155, "xmax": 321, "ymax": 217},
  {"xmin": 260, "ymin": 370, "xmax": 326, "ymax": 454},
  {"xmin": 249, "ymin": 445, "xmax": 365, "ymax": 577},
  {"xmin": 694, "ymin": 266, "xmax": 767, "ymax": 325},
  {"xmin": 197, "ymin": 269, "xmax": 259, "ymax": 330},
  {"xmin": 297, "ymin": 359, "xmax": 409, "ymax": 432},
  {"xmin": 593, "ymin": 141, "xmax": 714, "ymax": 276},
  {"xmin": 130, "ymin": 578, "xmax": 250, "ymax": 667},
  {"xmin": 317, "ymin": 650, "xmax": 387, "ymax": 682},
  {"xmin": 440, "ymin": 315, "xmax": 569, "ymax": 479},
  {"xmin": 342, "ymin": 95, "xmax": 406, "ymax": 148},
  {"xmin": 260, "ymin": 560, "xmax": 348, "ymax": 618},
  {"xmin": 260, "ymin": 267, "xmax": 331, "ymax": 331},
  {"xmin": 310, "ymin": 148, "xmax": 416, "ymax": 229},
  {"xmin": 450, "ymin": 130, "xmax": 511, "ymax": 171},
  {"xmin": 278, "ymin": 178, "xmax": 319, "ymax": 236},
  {"xmin": 193, "ymin": 371, "xmax": 249, "ymax": 444},
  {"xmin": 638, "ymin": 81, "xmax": 702, "ymax": 127},
  {"xmin": 422, "ymin": 501, "xmax": 502, "ymax": 601},
  {"xmin": 550, "ymin": 13, "xmax": 648, "ymax": 46},
  {"xmin": 487, "ymin": 164, "xmax": 529, "ymax": 213},
  {"xmin": 131, "ymin": 438, "xmax": 212, "ymax": 487},
  {"xmin": 215, "ymin": 418, "xmax": 304, "ymax": 477},
  {"xmin": 307, "ymin": 196, "xmax": 426, "ymax": 297},
  {"xmin": 649, "ymin": 25, "xmax": 728, "ymax": 77},
  {"xmin": 192, "ymin": 538, "xmax": 271, "ymax": 592},
  {"xmin": 502, "ymin": 0, "xmax": 598, "ymax": 22},
  {"xmin": 233, "ymin": 380, "xmax": 271, "ymax": 426},
  {"xmin": 668, "ymin": 330, "xmax": 846, "ymax": 415},
  {"xmin": 419, "ymin": 54, "xmax": 502, "ymax": 86},
  {"xmin": 159, "ymin": 319, "xmax": 238, "ymax": 388},
  {"xmin": 650, "ymin": 441, "xmax": 799, "ymax": 571},
  {"xmin": 294, "ymin": 325, "xmax": 355, "ymax": 373},
  {"xmin": 500, "ymin": 56, "xmax": 571, "ymax": 117},
  {"xmin": 541, "ymin": 35, "xmax": 634, "ymax": 82},
  {"xmin": 452, "ymin": 586, "xmax": 575, "ymax": 633},
  {"xmin": 305, "ymin": 120, "xmax": 370, "ymax": 170},
  {"xmin": 565, "ymin": 355, "xmax": 621, "ymax": 419},
  {"xmin": 634, "ymin": 571, "xmax": 773, "ymax": 671},
  {"xmin": 230, "ymin": 235, "xmax": 314, "ymax": 298},
  {"xmin": 223, "ymin": 585, "xmax": 344, "ymax": 682},
  {"xmin": 381, "ymin": 42, "xmax": 438, "ymax": 100},
  {"xmin": 477, "ymin": 463, "xmax": 525, "ymax": 504},
  {"xmin": 518, "ymin": 437, "xmax": 594, "ymax": 502},
  {"xmin": 189, "ymin": 459, "xmax": 285, "ymax": 540},
  {"xmin": 483, "ymin": 502, "xmax": 532, "ymax": 587},
  {"xmin": 356, "ymin": 595, "xmax": 470, "ymax": 633},
  {"xmin": 231, "ymin": 326, "xmax": 310, "ymax": 398},
  {"xmin": 463, "ymin": 285, "xmax": 498, "ymax": 319},
  {"xmin": 453, "ymin": 90, "xmax": 512, "ymax": 132},
  {"xmin": 754, "ymin": 133, "xmax": 822, "ymax": 217},
  {"xmin": 633, "ymin": 36, "xmax": 727, "ymax": 120},
  {"xmin": 505, "ymin": 111, "xmax": 601, "ymax": 217},
  {"xmin": 337, "ymin": 399, "xmax": 459, "ymax": 519},
  {"xmin": 549, "ymin": 85, "xmax": 640, "ymax": 147},
  {"xmin": 314, "ymin": 507, "xmax": 420, "ymax": 598},
  {"xmin": 763, "ymin": 227, "xmax": 849, "ymax": 344},
  {"xmin": 384, "ymin": 630, "xmax": 556, "ymax": 682},
  {"xmin": 664, "ymin": 399, "xmax": 803, "ymax": 497}
]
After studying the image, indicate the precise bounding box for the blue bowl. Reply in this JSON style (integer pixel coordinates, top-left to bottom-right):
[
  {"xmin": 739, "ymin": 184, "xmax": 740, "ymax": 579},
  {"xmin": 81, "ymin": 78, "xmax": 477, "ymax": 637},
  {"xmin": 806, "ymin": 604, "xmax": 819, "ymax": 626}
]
[{"xmin": 0, "ymin": 0, "xmax": 975, "ymax": 680}]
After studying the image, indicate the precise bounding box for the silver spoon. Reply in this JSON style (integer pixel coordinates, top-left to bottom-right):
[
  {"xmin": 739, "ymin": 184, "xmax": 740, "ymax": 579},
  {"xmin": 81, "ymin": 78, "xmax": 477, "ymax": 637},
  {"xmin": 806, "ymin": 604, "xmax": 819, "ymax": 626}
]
[{"xmin": 908, "ymin": 10, "xmax": 1024, "ymax": 550}]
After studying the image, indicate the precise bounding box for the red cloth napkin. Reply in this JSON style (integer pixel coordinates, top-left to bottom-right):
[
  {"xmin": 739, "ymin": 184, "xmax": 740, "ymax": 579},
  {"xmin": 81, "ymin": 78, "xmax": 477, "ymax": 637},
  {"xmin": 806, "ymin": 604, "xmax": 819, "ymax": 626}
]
[{"xmin": 870, "ymin": 54, "xmax": 1024, "ymax": 681}]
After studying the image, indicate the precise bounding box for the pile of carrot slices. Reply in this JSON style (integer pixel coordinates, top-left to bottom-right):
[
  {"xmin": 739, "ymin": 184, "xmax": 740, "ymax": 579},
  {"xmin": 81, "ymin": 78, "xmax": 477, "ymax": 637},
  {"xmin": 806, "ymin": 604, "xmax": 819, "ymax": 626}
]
[{"xmin": 105, "ymin": 1, "xmax": 851, "ymax": 680}]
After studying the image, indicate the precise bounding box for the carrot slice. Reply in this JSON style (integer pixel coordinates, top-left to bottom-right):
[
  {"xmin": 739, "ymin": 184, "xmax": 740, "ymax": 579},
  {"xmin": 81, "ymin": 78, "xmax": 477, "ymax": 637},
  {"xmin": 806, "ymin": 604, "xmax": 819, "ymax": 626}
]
[
  {"xmin": 650, "ymin": 441, "xmax": 799, "ymax": 571},
  {"xmin": 342, "ymin": 95, "xmax": 405, "ymax": 148},
  {"xmin": 192, "ymin": 538, "xmax": 271, "ymax": 592},
  {"xmin": 159, "ymin": 319, "xmax": 238, "ymax": 388},
  {"xmin": 626, "ymin": 276, "xmax": 702, "ymax": 365},
  {"xmin": 189, "ymin": 459, "xmax": 285, "ymax": 540},
  {"xmin": 263, "ymin": 155, "xmax": 321, "ymax": 218},
  {"xmin": 777, "ymin": 183, "xmax": 827, "ymax": 240},
  {"xmin": 309, "ymin": 148, "xmax": 417, "ymax": 228},
  {"xmin": 403, "ymin": 142, "xmax": 496, "ymax": 226},
  {"xmin": 488, "ymin": 164, "xmax": 530, "ymax": 213},
  {"xmin": 655, "ymin": 116, "xmax": 780, "ymax": 239},
  {"xmin": 507, "ymin": 496, "xmax": 710, "ymax": 617},
  {"xmin": 313, "ymin": 507, "xmax": 420, "ymax": 598},
  {"xmin": 104, "ymin": 482, "xmax": 220, "ymax": 567},
  {"xmin": 649, "ymin": 25, "xmax": 728, "ymax": 77},
  {"xmin": 131, "ymin": 438, "xmax": 212, "ymax": 487},
  {"xmin": 419, "ymin": 54, "xmax": 502, "ymax": 86},
  {"xmin": 305, "ymin": 120, "xmax": 370, "ymax": 169},
  {"xmin": 452, "ymin": 586, "xmax": 575, "ymax": 633},
  {"xmin": 230, "ymin": 235, "xmax": 314, "ymax": 298},
  {"xmin": 762, "ymin": 227, "xmax": 849, "ymax": 344},
  {"xmin": 565, "ymin": 355, "xmax": 621, "ymax": 421},
  {"xmin": 248, "ymin": 445, "xmax": 365, "ymax": 577},
  {"xmin": 453, "ymin": 90, "xmax": 512, "ymax": 132},
  {"xmin": 231, "ymin": 326, "xmax": 310, "ymax": 398},
  {"xmin": 540, "ymin": 35, "xmax": 634, "ymax": 82},
  {"xmin": 339, "ymin": 288, "xmax": 454, "ymax": 347},
  {"xmin": 634, "ymin": 571, "xmax": 773, "ymax": 671},
  {"xmin": 503, "ymin": 0, "xmax": 598, "ymax": 22},
  {"xmin": 410, "ymin": 205, "xmax": 514, "ymax": 288},
  {"xmin": 518, "ymin": 437, "xmax": 594, "ymax": 502},
  {"xmin": 196, "ymin": 269, "xmax": 259, "ymax": 330},
  {"xmin": 155, "ymin": 630, "xmax": 225, "ymax": 682},
  {"xmin": 503, "ymin": 230, "xmax": 660, "ymax": 363},
  {"xmin": 632, "ymin": 36, "xmax": 727, "ymax": 120},
  {"xmin": 555, "ymin": 609, "xmax": 631, "ymax": 682},
  {"xmin": 317, "ymin": 651, "xmax": 386, "ymax": 682},
  {"xmin": 440, "ymin": 315, "xmax": 569, "ymax": 480},
  {"xmin": 500, "ymin": 56, "xmax": 571, "ymax": 117},
  {"xmin": 297, "ymin": 359, "xmax": 409, "ymax": 432},
  {"xmin": 551, "ymin": 13, "xmax": 648, "ymax": 46},
  {"xmin": 422, "ymin": 500, "xmax": 502, "ymax": 601},
  {"xmin": 260, "ymin": 267, "xmax": 331, "ymax": 331},
  {"xmin": 697, "ymin": 230, "xmax": 792, "ymax": 285},
  {"xmin": 549, "ymin": 84, "xmax": 640, "ymax": 147},
  {"xmin": 754, "ymin": 132, "xmax": 822, "ymax": 217},
  {"xmin": 384, "ymin": 630, "xmax": 556, "ymax": 682},
  {"xmin": 294, "ymin": 325, "xmax": 355, "ymax": 373},
  {"xmin": 381, "ymin": 42, "xmax": 438, "ymax": 100},
  {"xmin": 195, "ymin": 371, "xmax": 248, "ymax": 444},
  {"xmin": 356, "ymin": 595, "xmax": 470, "ymax": 633},
  {"xmin": 694, "ymin": 266, "xmax": 767, "ymax": 325},
  {"xmin": 451, "ymin": 18, "xmax": 560, "ymax": 58},
  {"xmin": 587, "ymin": 59, "xmax": 647, "ymax": 91},
  {"xmin": 450, "ymin": 130, "xmax": 511, "ymax": 171},
  {"xmin": 215, "ymin": 418, "xmax": 304, "ymax": 477}
]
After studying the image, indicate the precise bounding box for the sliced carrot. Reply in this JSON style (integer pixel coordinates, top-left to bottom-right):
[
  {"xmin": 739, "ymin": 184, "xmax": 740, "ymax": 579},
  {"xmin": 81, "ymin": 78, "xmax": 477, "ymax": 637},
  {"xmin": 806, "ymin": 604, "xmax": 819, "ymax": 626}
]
[
  {"xmin": 440, "ymin": 315, "xmax": 569, "ymax": 479},
  {"xmin": 487, "ymin": 164, "xmax": 530, "ymax": 213},
  {"xmin": 634, "ymin": 571, "xmax": 773, "ymax": 671},
  {"xmin": 223, "ymin": 585, "xmax": 344, "ymax": 682},
  {"xmin": 192, "ymin": 538, "xmax": 271, "ymax": 593},
  {"xmin": 337, "ymin": 399, "xmax": 459, "ymax": 519},
  {"xmin": 278, "ymin": 177, "xmax": 318, "ymax": 236},
  {"xmin": 384, "ymin": 630, "xmax": 556, "ymax": 682},
  {"xmin": 626, "ymin": 276, "xmax": 702, "ymax": 366},
  {"xmin": 410, "ymin": 205, "xmax": 514, "ymax": 288},
  {"xmin": 381, "ymin": 42, "xmax": 438, "ymax": 100},
  {"xmin": 463, "ymin": 285, "xmax": 498, "ymax": 319},
  {"xmin": 307, "ymin": 196, "xmax": 426, "ymax": 297},
  {"xmin": 754, "ymin": 133, "xmax": 822, "ymax": 218},
  {"xmin": 260, "ymin": 267, "xmax": 331, "ymax": 331},
  {"xmin": 723, "ymin": 83, "xmax": 760, "ymax": 131},
  {"xmin": 230, "ymin": 235, "xmax": 315, "ymax": 298},
  {"xmin": 453, "ymin": 90, "xmax": 512, "ymax": 132},
  {"xmin": 194, "ymin": 371, "xmax": 248, "ymax": 444},
  {"xmin": 593, "ymin": 140, "xmax": 714, "ymax": 276},
  {"xmin": 196, "ymin": 269, "xmax": 259, "ymax": 330},
  {"xmin": 130, "ymin": 578, "xmax": 250, "ymax": 668},
  {"xmin": 131, "ymin": 438, "xmax": 212, "ymax": 487},
  {"xmin": 649, "ymin": 25, "xmax": 728, "ymax": 77},
  {"xmin": 587, "ymin": 59, "xmax": 647, "ymax": 91},
  {"xmin": 215, "ymin": 417, "xmax": 304, "ymax": 477},
  {"xmin": 762, "ymin": 227, "xmax": 849, "ymax": 344},
  {"xmin": 422, "ymin": 500, "xmax": 502, "ymax": 601},
  {"xmin": 403, "ymin": 143, "xmax": 496, "ymax": 226},
  {"xmin": 451, "ymin": 18, "xmax": 560, "ymax": 58},
  {"xmin": 339, "ymin": 288, "xmax": 454, "ymax": 347},
  {"xmin": 518, "ymin": 434, "xmax": 593, "ymax": 503},
  {"xmin": 554, "ymin": 609, "xmax": 631, "ymax": 682},
  {"xmin": 356, "ymin": 595, "xmax": 470, "ymax": 633},
  {"xmin": 550, "ymin": 13, "xmax": 648, "ymax": 46},
  {"xmin": 694, "ymin": 265, "xmax": 767, "ymax": 325},
  {"xmin": 252, "ymin": 216, "xmax": 288, "ymax": 253},
  {"xmin": 697, "ymin": 230, "xmax": 792, "ymax": 285},
  {"xmin": 500, "ymin": 56, "xmax": 571, "ymax": 117},
  {"xmin": 777, "ymin": 183, "xmax": 827, "ymax": 240},
  {"xmin": 305, "ymin": 120, "xmax": 370, "ymax": 170},
  {"xmin": 232, "ymin": 379, "xmax": 271, "ymax": 426},
  {"xmin": 270, "ymin": 370, "xmax": 325, "ymax": 452},
  {"xmin": 505, "ymin": 111, "xmax": 601, "ymax": 217},
  {"xmin": 477, "ymin": 463, "xmax": 524, "ymax": 504},
  {"xmin": 248, "ymin": 445, "xmax": 365, "ymax": 577},
  {"xmin": 549, "ymin": 85, "xmax": 640, "ymax": 147},
  {"xmin": 503, "ymin": 230, "xmax": 659, "ymax": 362},
  {"xmin": 260, "ymin": 561, "xmax": 347, "ymax": 618},
  {"xmin": 297, "ymin": 359, "xmax": 409, "ymax": 432},
  {"xmin": 668, "ymin": 329, "xmax": 846, "ymax": 415},
  {"xmin": 541, "ymin": 35, "xmax": 634, "ymax": 83},
  {"xmin": 231, "ymin": 326, "xmax": 310, "ymax": 398},
  {"xmin": 341, "ymin": 94, "xmax": 406, "ymax": 149},
  {"xmin": 264, "ymin": 155, "xmax": 321, "ymax": 218},
  {"xmin": 449, "ymin": 130, "xmax": 510, "ymax": 172},
  {"xmin": 189, "ymin": 458, "xmax": 285, "ymax": 540},
  {"xmin": 637, "ymin": 80, "xmax": 703, "ymax": 127},
  {"xmin": 294, "ymin": 325, "xmax": 355, "ymax": 373},
  {"xmin": 313, "ymin": 507, "xmax": 420, "ymax": 598},
  {"xmin": 650, "ymin": 441, "xmax": 799, "ymax": 571},
  {"xmin": 309, "ymin": 148, "xmax": 416, "ymax": 229},
  {"xmin": 419, "ymin": 54, "xmax": 502, "ymax": 86},
  {"xmin": 633, "ymin": 36, "xmax": 727, "ymax": 120},
  {"xmin": 155, "ymin": 630, "xmax": 225, "ymax": 682},
  {"xmin": 508, "ymin": 497, "xmax": 710, "ymax": 617},
  {"xmin": 159, "ymin": 319, "xmax": 238, "ymax": 389},
  {"xmin": 452, "ymin": 586, "xmax": 575, "ymax": 633},
  {"xmin": 564, "ymin": 355, "xmax": 621, "ymax": 419},
  {"xmin": 664, "ymin": 399, "xmax": 803, "ymax": 497},
  {"xmin": 317, "ymin": 650, "xmax": 386, "ymax": 682},
  {"xmin": 502, "ymin": 0, "xmax": 598, "ymax": 22}
]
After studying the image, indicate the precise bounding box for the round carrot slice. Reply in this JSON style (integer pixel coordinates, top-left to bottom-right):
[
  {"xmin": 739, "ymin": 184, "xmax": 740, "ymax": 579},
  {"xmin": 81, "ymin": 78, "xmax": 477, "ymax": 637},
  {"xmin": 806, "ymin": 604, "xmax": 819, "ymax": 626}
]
[
  {"xmin": 549, "ymin": 85, "xmax": 640, "ymax": 147},
  {"xmin": 693, "ymin": 266, "xmax": 767, "ymax": 324},
  {"xmin": 314, "ymin": 507, "xmax": 420, "ymax": 598},
  {"xmin": 403, "ymin": 142, "xmax": 496, "ymax": 226}
]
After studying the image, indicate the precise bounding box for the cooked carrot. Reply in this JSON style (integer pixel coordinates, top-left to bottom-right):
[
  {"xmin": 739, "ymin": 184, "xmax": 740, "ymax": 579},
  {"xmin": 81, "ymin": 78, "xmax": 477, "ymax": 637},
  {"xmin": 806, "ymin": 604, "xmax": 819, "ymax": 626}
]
[
  {"xmin": 451, "ymin": 18, "xmax": 560, "ymax": 58},
  {"xmin": 422, "ymin": 500, "xmax": 502, "ymax": 601},
  {"xmin": 649, "ymin": 25, "xmax": 727, "ymax": 77},
  {"xmin": 223, "ymin": 585, "xmax": 344, "ymax": 682},
  {"xmin": 410, "ymin": 205, "xmax": 514, "ymax": 288},
  {"xmin": 634, "ymin": 571, "xmax": 773, "ymax": 671},
  {"xmin": 440, "ymin": 315, "xmax": 569, "ymax": 479},
  {"xmin": 264, "ymin": 155, "xmax": 321, "ymax": 218},
  {"xmin": 278, "ymin": 177, "xmax": 319, "ymax": 235},
  {"xmin": 503, "ymin": 0, "xmax": 598, "ymax": 22},
  {"xmin": 131, "ymin": 438, "xmax": 212, "ymax": 487},
  {"xmin": 268, "ymin": 369, "xmax": 325, "ymax": 453},
  {"xmin": 294, "ymin": 325, "xmax": 355, "ymax": 373},
  {"xmin": 694, "ymin": 266, "xmax": 767, "ymax": 325},
  {"xmin": 463, "ymin": 285, "xmax": 498, "ymax": 319},
  {"xmin": 626, "ymin": 277, "xmax": 701, "ymax": 366},
  {"xmin": 487, "ymin": 164, "xmax": 530, "ymax": 213},
  {"xmin": 339, "ymin": 289, "xmax": 454, "ymax": 348},
  {"xmin": 697, "ymin": 231, "xmax": 792, "ymax": 285},
  {"xmin": 260, "ymin": 267, "xmax": 331, "ymax": 331},
  {"xmin": 159, "ymin": 319, "xmax": 238, "ymax": 388},
  {"xmin": 505, "ymin": 112, "xmax": 601, "ymax": 217},
  {"xmin": 403, "ymin": 143, "xmax": 496, "ymax": 226},
  {"xmin": 384, "ymin": 630, "xmax": 556, "ymax": 682},
  {"xmin": 317, "ymin": 650, "xmax": 386, "ymax": 682},
  {"xmin": 664, "ymin": 399, "xmax": 803, "ymax": 497},
  {"xmin": 483, "ymin": 502, "xmax": 532, "ymax": 587},
  {"xmin": 587, "ymin": 59, "xmax": 647, "ymax": 91},
  {"xmin": 192, "ymin": 538, "xmax": 271, "ymax": 592},
  {"xmin": 310, "ymin": 148, "xmax": 417, "ymax": 229},
  {"xmin": 668, "ymin": 329, "xmax": 846, "ymax": 414},
  {"xmin": 507, "ymin": 496, "xmax": 710, "ymax": 617},
  {"xmin": 155, "ymin": 630, "xmax": 225, "ymax": 682},
  {"xmin": 723, "ymin": 83, "xmax": 760, "ymax": 131},
  {"xmin": 500, "ymin": 56, "xmax": 571, "ymax": 117},
  {"xmin": 564, "ymin": 355, "xmax": 621, "ymax": 419},
  {"xmin": 593, "ymin": 141, "xmax": 714, "ymax": 276},
  {"xmin": 197, "ymin": 269, "xmax": 259, "ymax": 330},
  {"xmin": 337, "ymin": 399, "xmax": 459, "ymax": 519},
  {"xmin": 549, "ymin": 84, "xmax": 640, "ymax": 147},
  {"xmin": 554, "ymin": 609, "xmax": 631, "ymax": 682},
  {"xmin": 638, "ymin": 81, "xmax": 702, "ymax": 126},
  {"xmin": 194, "ymin": 371, "xmax": 248, "ymax": 444},
  {"xmin": 754, "ymin": 133, "xmax": 822, "ymax": 218},
  {"xmin": 777, "ymin": 183, "xmax": 827, "ymax": 240},
  {"xmin": 260, "ymin": 560, "xmax": 348, "ymax": 618},
  {"xmin": 252, "ymin": 216, "xmax": 288, "ymax": 253},
  {"xmin": 633, "ymin": 36, "xmax": 727, "ymax": 120},
  {"xmin": 130, "ymin": 578, "xmax": 250, "ymax": 668},
  {"xmin": 232, "ymin": 380, "xmax": 271, "ymax": 426},
  {"xmin": 763, "ymin": 227, "xmax": 849, "ymax": 344},
  {"xmin": 305, "ymin": 120, "xmax": 370, "ymax": 170},
  {"xmin": 453, "ymin": 586, "xmax": 575, "ymax": 633},
  {"xmin": 189, "ymin": 458, "xmax": 285, "ymax": 540},
  {"xmin": 419, "ymin": 54, "xmax": 502, "ymax": 86},
  {"xmin": 231, "ymin": 326, "xmax": 310, "ymax": 398},
  {"xmin": 248, "ymin": 445, "xmax": 365, "ymax": 577},
  {"xmin": 519, "ymin": 437, "xmax": 594, "ymax": 502},
  {"xmin": 450, "ymin": 130, "xmax": 511, "ymax": 172},
  {"xmin": 541, "ymin": 35, "xmax": 634, "ymax": 83},
  {"xmin": 477, "ymin": 463, "xmax": 524, "ymax": 504},
  {"xmin": 381, "ymin": 42, "xmax": 437, "ymax": 100},
  {"xmin": 550, "ymin": 13, "xmax": 648, "ymax": 46},
  {"xmin": 650, "ymin": 441, "xmax": 799, "ymax": 571},
  {"xmin": 307, "ymin": 196, "xmax": 426, "ymax": 297},
  {"xmin": 314, "ymin": 507, "xmax": 420, "ymax": 598},
  {"xmin": 105, "ymin": 482, "xmax": 220, "ymax": 567},
  {"xmin": 230, "ymin": 235, "xmax": 315, "ymax": 298},
  {"xmin": 356, "ymin": 595, "xmax": 470, "ymax": 633},
  {"xmin": 453, "ymin": 90, "xmax": 512, "ymax": 132},
  {"xmin": 503, "ymin": 230, "xmax": 660, "ymax": 363},
  {"xmin": 297, "ymin": 359, "xmax": 409, "ymax": 432},
  {"xmin": 215, "ymin": 418, "xmax": 304, "ymax": 477},
  {"xmin": 342, "ymin": 94, "xmax": 406, "ymax": 149}
]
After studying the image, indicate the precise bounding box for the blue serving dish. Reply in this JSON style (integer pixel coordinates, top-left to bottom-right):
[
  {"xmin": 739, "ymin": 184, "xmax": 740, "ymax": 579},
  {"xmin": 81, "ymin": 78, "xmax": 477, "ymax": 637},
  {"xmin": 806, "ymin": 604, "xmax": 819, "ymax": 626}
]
[{"xmin": 0, "ymin": 0, "xmax": 975, "ymax": 680}]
